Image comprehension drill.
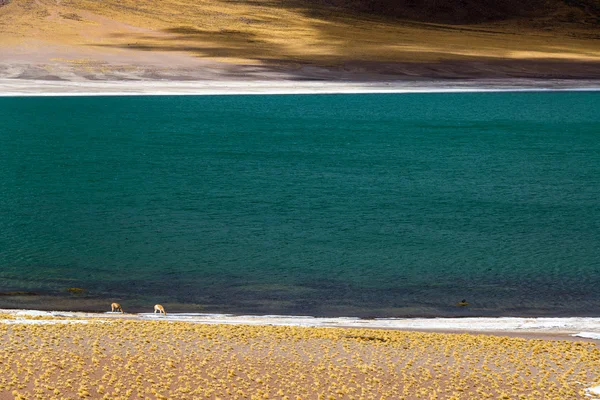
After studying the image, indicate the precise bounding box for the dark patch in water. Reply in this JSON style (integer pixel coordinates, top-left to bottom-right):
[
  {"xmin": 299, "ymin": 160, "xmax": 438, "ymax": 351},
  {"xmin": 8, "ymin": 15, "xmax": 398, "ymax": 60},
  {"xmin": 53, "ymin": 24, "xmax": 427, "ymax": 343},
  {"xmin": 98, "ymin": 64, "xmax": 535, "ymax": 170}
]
[{"xmin": 0, "ymin": 291, "xmax": 38, "ymax": 296}]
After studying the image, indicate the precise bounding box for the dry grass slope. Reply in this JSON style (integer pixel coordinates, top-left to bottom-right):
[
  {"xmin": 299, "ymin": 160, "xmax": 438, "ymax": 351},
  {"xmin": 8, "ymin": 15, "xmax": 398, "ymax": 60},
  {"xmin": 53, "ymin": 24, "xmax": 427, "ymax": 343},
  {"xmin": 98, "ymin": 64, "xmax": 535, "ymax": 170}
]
[{"xmin": 0, "ymin": 0, "xmax": 599, "ymax": 79}]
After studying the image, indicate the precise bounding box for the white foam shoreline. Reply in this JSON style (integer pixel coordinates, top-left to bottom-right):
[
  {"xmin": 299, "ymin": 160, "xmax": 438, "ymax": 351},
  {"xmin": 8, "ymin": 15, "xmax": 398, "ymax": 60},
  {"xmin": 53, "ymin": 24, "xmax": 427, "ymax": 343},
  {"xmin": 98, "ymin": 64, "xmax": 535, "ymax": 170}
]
[
  {"xmin": 2, "ymin": 309, "xmax": 600, "ymax": 337},
  {"xmin": 0, "ymin": 79, "xmax": 599, "ymax": 96}
]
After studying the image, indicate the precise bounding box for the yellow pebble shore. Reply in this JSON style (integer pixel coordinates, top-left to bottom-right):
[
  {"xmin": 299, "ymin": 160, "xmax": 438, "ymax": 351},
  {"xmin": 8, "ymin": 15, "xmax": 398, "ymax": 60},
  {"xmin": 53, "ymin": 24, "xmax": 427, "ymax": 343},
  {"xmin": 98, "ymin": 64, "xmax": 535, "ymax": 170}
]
[{"xmin": 0, "ymin": 314, "xmax": 599, "ymax": 400}]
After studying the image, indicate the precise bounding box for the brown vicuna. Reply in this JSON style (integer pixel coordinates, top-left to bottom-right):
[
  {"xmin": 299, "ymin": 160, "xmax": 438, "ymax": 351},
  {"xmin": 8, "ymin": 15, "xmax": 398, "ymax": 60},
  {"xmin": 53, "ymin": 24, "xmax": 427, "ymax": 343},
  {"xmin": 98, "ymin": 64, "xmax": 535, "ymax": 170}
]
[{"xmin": 154, "ymin": 304, "xmax": 166, "ymax": 316}]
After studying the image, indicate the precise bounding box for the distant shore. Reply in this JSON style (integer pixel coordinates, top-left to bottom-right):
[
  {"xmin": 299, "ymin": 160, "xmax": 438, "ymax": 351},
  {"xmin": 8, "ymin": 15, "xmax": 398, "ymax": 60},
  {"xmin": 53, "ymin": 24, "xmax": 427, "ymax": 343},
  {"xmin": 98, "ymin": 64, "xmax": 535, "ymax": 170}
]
[{"xmin": 1, "ymin": 78, "xmax": 599, "ymax": 96}]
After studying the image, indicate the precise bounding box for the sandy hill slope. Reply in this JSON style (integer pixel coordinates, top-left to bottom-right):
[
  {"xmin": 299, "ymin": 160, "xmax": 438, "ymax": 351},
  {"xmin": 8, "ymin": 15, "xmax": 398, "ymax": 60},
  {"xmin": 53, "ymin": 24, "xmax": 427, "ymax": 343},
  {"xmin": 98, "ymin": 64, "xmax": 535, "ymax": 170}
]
[{"xmin": 0, "ymin": 0, "xmax": 599, "ymax": 81}]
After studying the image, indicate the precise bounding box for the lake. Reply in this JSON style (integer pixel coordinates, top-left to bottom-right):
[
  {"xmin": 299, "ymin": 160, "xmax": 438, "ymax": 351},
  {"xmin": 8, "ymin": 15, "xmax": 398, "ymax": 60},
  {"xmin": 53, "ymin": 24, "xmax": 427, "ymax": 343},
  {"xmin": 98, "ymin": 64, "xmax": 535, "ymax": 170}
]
[{"xmin": 0, "ymin": 92, "xmax": 598, "ymax": 317}]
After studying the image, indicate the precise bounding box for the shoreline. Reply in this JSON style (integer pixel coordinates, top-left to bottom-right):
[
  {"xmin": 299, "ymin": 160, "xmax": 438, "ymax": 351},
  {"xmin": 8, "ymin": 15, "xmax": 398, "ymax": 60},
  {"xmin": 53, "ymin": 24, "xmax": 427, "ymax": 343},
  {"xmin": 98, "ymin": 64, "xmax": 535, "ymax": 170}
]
[
  {"xmin": 3, "ymin": 308, "xmax": 599, "ymax": 399},
  {"xmin": 1, "ymin": 78, "xmax": 600, "ymax": 96},
  {"xmin": 2, "ymin": 308, "xmax": 599, "ymax": 341}
]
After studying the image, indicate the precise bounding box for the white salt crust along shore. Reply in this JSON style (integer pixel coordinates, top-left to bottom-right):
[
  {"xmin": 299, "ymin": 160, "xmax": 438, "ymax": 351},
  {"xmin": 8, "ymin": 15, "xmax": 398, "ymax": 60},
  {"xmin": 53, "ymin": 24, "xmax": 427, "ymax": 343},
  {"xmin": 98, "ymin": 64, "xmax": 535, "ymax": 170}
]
[
  {"xmin": 0, "ymin": 79, "xmax": 599, "ymax": 96},
  {"xmin": 0, "ymin": 317, "xmax": 90, "ymax": 325},
  {"xmin": 588, "ymin": 386, "xmax": 600, "ymax": 400},
  {"xmin": 2, "ymin": 309, "xmax": 600, "ymax": 336}
]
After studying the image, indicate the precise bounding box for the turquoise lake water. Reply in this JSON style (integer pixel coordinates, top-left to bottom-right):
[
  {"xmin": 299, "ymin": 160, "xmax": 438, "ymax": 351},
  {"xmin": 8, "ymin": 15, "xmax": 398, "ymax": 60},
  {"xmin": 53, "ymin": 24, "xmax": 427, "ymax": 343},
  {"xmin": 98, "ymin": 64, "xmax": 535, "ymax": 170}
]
[{"xmin": 0, "ymin": 92, "xmax": 599, "ymax": 317}]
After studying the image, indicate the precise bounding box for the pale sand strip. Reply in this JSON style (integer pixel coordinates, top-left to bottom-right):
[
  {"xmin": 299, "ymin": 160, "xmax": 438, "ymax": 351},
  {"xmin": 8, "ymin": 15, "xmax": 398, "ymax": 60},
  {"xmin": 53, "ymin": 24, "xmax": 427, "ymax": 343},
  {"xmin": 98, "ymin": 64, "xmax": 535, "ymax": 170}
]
[{"xmin": 0, "ymin": 78, "xmax": 599, "ymax": 96}]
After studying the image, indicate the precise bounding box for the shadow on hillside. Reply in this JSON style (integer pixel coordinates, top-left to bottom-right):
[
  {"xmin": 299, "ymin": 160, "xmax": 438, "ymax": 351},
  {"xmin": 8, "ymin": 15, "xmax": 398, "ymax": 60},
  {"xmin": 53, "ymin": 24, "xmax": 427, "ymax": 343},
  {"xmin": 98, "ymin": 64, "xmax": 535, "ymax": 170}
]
[
  {"xmin": 101, "ymin": 27, "xmax": 289, "ymax": 61},
  {"xmin": 93, "ymin": 0, "xmax": 600, "ymax": 80},
  {"xmin": 224, "ymin": 0, "xmax": 600, "ymax": 24}
]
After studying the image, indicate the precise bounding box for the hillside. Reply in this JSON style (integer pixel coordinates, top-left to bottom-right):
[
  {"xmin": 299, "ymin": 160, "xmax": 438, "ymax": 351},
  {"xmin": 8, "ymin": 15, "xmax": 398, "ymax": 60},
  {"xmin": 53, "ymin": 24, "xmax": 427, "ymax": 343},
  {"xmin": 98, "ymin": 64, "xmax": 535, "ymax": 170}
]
[
  {"xmin": 0, "ymin": 0, "xmax": 599, "ymax": 81},
  {"xmin": 300, "ymin": 0, "xmax": 600, "ymax": 24}
]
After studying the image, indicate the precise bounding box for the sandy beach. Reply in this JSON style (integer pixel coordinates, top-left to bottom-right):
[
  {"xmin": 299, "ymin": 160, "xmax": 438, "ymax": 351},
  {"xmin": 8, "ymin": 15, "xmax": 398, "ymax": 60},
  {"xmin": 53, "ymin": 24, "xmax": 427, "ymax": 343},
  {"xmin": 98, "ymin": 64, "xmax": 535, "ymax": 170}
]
[{"xmin": 1, "ymin": 308, "xmax": 599, "ymax": 399}]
